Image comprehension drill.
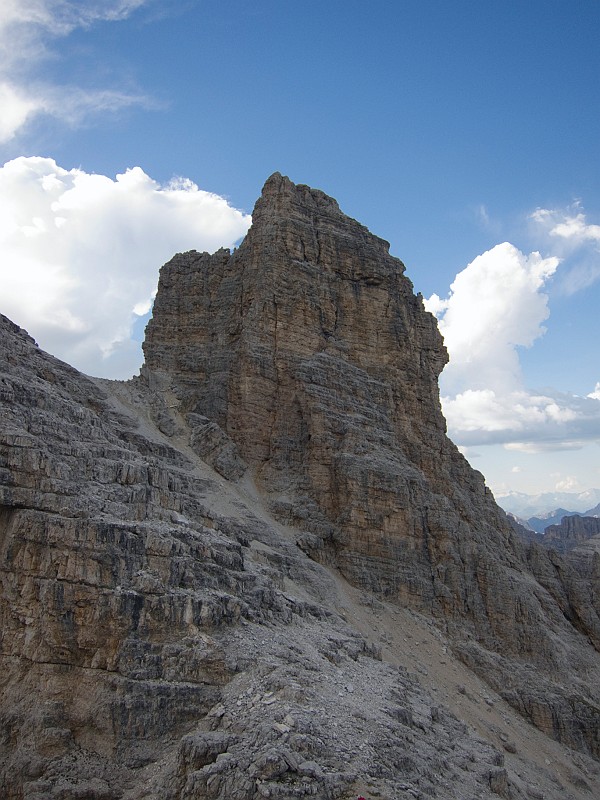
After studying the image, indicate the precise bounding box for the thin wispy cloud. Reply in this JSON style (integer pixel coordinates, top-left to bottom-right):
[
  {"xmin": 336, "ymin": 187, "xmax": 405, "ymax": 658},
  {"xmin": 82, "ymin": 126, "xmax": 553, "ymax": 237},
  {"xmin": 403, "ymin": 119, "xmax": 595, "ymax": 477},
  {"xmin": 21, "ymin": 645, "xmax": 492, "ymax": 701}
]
[
  {"xmin": 0, "ymin": 156, "xmax": 251, "ymax": 378},
  {"xmin": 588, "ymin": 383, "xmax": 600, "ymax": 401},
  {"xmin": 426, "ymin": 241, "xmax": 600, "ymax": 451},
  {"xmin": 532, "ymin": 204, "xmax": 600, "ymax": 243},
  {"xmin": 530, "ymin": 203, "xmax": 600, "ymax": 295},
  {"xmin": 0, "ymin": 0, "xmax": 153, "ymax": 143}
]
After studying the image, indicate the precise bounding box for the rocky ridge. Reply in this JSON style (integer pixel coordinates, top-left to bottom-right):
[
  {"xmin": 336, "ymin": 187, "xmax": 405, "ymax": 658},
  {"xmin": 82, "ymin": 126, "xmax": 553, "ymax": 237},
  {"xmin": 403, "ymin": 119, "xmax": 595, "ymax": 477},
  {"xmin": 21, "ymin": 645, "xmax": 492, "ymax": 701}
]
[
  {"xmin": 541, "ymin": 515, "xmax": 600, "ymax": 554},
  {"xmin": 1, "ymin": 174, "xmax": 600, "ymax": 799}
]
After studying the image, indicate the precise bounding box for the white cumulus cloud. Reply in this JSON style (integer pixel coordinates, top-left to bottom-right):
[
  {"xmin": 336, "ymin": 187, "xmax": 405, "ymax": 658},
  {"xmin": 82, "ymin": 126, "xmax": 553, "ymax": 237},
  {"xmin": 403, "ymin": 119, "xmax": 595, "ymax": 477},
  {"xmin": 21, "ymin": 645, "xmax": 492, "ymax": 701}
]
[
  {"xmin": 426, "ymin": 242, "xmax": 600, "ymax": 450},
  {"xmin": 425, "ymin": 243, "xmax": 559, "ymax": 395},
  {"xmin": 554, "ymin": 475, "xmax": 584, "ymax": 492},
  {"xmin": 532, "ymin": 205, "xmax": 600, "ymax": 243},
  {"xmin": 0, "ymin": 156, "xmax": 251, "ymax": 378}
]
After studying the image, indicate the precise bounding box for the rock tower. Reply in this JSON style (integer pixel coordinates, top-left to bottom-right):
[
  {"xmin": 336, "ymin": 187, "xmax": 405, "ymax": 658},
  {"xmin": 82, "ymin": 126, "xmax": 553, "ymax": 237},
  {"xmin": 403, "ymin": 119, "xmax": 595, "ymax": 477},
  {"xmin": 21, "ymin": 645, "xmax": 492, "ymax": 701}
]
[{"xmin": 2, "ymin": 174, "xmax": 600, "ymax": 799}]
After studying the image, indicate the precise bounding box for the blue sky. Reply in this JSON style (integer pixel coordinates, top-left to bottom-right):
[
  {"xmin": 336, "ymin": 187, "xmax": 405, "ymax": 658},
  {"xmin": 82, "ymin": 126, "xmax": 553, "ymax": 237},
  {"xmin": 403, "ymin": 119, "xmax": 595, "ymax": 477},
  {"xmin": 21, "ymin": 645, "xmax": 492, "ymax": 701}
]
[{"xmin": 1, "ymin": 0, "xmax": 599, "ymax": 504}]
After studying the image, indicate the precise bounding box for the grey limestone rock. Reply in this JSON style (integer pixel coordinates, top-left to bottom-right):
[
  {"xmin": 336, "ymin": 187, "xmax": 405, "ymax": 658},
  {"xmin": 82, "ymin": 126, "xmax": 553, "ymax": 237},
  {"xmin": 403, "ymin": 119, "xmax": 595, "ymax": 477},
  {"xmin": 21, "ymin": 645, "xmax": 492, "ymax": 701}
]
[
  {"xmin": 143, "ymin": 173, "xmax": 600, "ymax": 757},
  {"xmin": 1, "ymin": 175, "xmax": 600, "ymax": 800},
  {"xmin": 544, "ymin": 514, "xmax": 600, "ymax": 553}
]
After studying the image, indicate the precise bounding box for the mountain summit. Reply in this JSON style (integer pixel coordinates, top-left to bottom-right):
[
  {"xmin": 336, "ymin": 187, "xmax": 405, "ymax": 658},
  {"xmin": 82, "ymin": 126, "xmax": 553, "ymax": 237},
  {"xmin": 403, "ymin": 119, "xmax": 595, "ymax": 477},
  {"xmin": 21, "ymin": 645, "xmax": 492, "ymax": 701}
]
[{"xmin": 2, "ymin": 175, "xmax": 600, "ymax": 799}]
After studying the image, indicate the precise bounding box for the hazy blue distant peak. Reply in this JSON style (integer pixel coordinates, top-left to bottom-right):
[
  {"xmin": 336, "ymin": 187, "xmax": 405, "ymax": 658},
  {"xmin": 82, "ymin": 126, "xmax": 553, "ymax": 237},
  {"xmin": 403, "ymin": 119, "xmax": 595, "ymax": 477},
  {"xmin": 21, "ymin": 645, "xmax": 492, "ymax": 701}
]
[
  {"xmin": 496, "ymin": 488, "xmax": 600, "ymax": 519},
  {"xmin": 527, "ymin": 509, "xmax": 581, "ymax": 534}
]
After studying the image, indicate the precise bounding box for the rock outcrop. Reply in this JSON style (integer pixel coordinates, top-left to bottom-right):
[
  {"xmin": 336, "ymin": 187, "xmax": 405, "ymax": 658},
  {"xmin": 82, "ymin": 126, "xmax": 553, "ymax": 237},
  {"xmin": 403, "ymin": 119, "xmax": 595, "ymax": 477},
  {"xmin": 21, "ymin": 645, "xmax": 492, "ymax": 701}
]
[
  {"xmin": 528, "ymin": 508, "xmax": 580, "ymax": 534},
  {"xmin": 143, "ymin": 173, "xmax": 600, "ymax": 749},
  {"xmin": 2, "ymin": 174, "xmax": 600, "ymax": 799},
  {"xmin": 143, "ymin": 175, "xmax": 516, "ymax": 614},
  {"xmin": 543, "ymin": 515, "xmax": 600, "ymax": 554}
]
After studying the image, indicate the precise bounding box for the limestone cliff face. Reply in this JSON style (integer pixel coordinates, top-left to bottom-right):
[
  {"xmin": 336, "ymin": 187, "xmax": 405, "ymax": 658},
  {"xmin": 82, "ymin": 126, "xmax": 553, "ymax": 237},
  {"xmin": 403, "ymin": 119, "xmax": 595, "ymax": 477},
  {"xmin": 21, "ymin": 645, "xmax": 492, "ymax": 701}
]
[
  {"xmin": 145, "ymin": 173, "xmax": 447, "ymax": 458},
  {"xmin": 1, "ymin": 312, "xmax": 551, "ymax": 800},
  {"xmin": 3, "ymin": 175, "xmax": 600, "ymax": 799},
  {"xmin": 143, "ymin": 175, "xmax": 509, "ymax": 605},
  {"xmin": 543, "ymin": 515, "xmax": 600, "ymax": 554},
  {"xmin": 142, "ymin": 175, "xmax": 600, "ymax": 679}
]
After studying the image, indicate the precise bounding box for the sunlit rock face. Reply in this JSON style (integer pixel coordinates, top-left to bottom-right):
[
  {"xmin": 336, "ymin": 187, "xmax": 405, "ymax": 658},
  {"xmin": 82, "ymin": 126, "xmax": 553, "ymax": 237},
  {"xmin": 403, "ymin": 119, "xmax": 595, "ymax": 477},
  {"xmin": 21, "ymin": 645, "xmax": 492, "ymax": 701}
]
[
  {"xmin": 144, "ymin": 174, "xmax": 501, "ymax": 600},
  {"xmin": 2, "ymin": 175, "xmax": 600, "ymax": 799},
  {"xmin": 143, "ymin": 174, "xmax": 600, "ymax": 760}
]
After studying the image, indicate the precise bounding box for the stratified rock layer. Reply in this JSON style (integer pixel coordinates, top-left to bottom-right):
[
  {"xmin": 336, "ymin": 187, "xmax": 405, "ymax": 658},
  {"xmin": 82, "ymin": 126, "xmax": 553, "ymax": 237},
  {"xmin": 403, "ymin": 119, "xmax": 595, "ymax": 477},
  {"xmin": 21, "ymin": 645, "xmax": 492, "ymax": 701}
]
[
  {"xmin": 143, "ymin": 173, "xmax": 600, "ymax": 756},
  {"xmin": 2, "ymin": 313, "xmax": 559, "ymax": 800},
  {"xmin": 544, "ymin": 514, "xmax": 600, "ymax": 554},
  {"xmin": 2, "ymin": 174, "xmax": 600, "ymax": 799},
  {"xmin": 143, "ymin": 175, "xmax": 504, "ymax": 604}
]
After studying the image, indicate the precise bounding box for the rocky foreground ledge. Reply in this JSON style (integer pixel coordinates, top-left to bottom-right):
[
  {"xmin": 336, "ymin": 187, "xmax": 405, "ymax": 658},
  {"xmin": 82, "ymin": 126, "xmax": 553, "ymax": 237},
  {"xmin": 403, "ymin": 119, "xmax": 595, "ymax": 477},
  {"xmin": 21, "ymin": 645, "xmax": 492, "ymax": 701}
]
[{"xmin": 1, "ymin": 175, "xmax": 600, "ymax": 799}]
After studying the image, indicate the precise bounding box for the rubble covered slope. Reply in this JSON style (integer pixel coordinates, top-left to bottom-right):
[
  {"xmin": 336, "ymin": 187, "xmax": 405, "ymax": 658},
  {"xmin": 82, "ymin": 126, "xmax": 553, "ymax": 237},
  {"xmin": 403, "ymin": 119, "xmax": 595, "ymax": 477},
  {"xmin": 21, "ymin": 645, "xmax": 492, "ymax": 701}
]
[{"xmin": 1, "ymin": 173, "xmax": 600, "ymax": 799}]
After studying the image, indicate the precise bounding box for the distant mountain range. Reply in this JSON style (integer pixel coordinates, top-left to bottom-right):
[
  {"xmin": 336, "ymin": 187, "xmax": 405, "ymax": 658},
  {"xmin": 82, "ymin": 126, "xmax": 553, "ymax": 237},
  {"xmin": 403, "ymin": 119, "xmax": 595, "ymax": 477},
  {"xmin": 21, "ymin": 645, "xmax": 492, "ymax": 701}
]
[{"xmin": 496, "ymin": 488, "xmax": 600, "ymax": 519}]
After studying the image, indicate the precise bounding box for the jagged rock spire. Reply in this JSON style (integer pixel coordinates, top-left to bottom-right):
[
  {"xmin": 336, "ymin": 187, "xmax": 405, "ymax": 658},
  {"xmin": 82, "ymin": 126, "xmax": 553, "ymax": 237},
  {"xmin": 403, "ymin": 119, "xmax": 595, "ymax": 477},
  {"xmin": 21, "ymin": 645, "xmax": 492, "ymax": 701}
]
[{"xmin": 2, "ymin": 176, "xmax": 600, "ymax": 800}]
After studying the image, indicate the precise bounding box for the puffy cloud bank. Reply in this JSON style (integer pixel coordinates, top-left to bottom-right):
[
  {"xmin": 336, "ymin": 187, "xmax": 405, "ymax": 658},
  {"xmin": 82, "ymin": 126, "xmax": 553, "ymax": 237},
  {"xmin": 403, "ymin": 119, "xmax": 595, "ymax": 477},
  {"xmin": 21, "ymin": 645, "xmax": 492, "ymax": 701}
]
[
  {"xmin": 0, "ymin": 156, "xmax": 251, "ymax": 378},
  {"xmin": 426, "ymin": 241, "xmax": 600, "ymax": 451},
  {"xmin": 0, "ymin": 0, "xmax": 152, "ymax": 142},
  {"xmin": 426, "ymin": 244, "xmax": 558, "ymax": 396}
]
